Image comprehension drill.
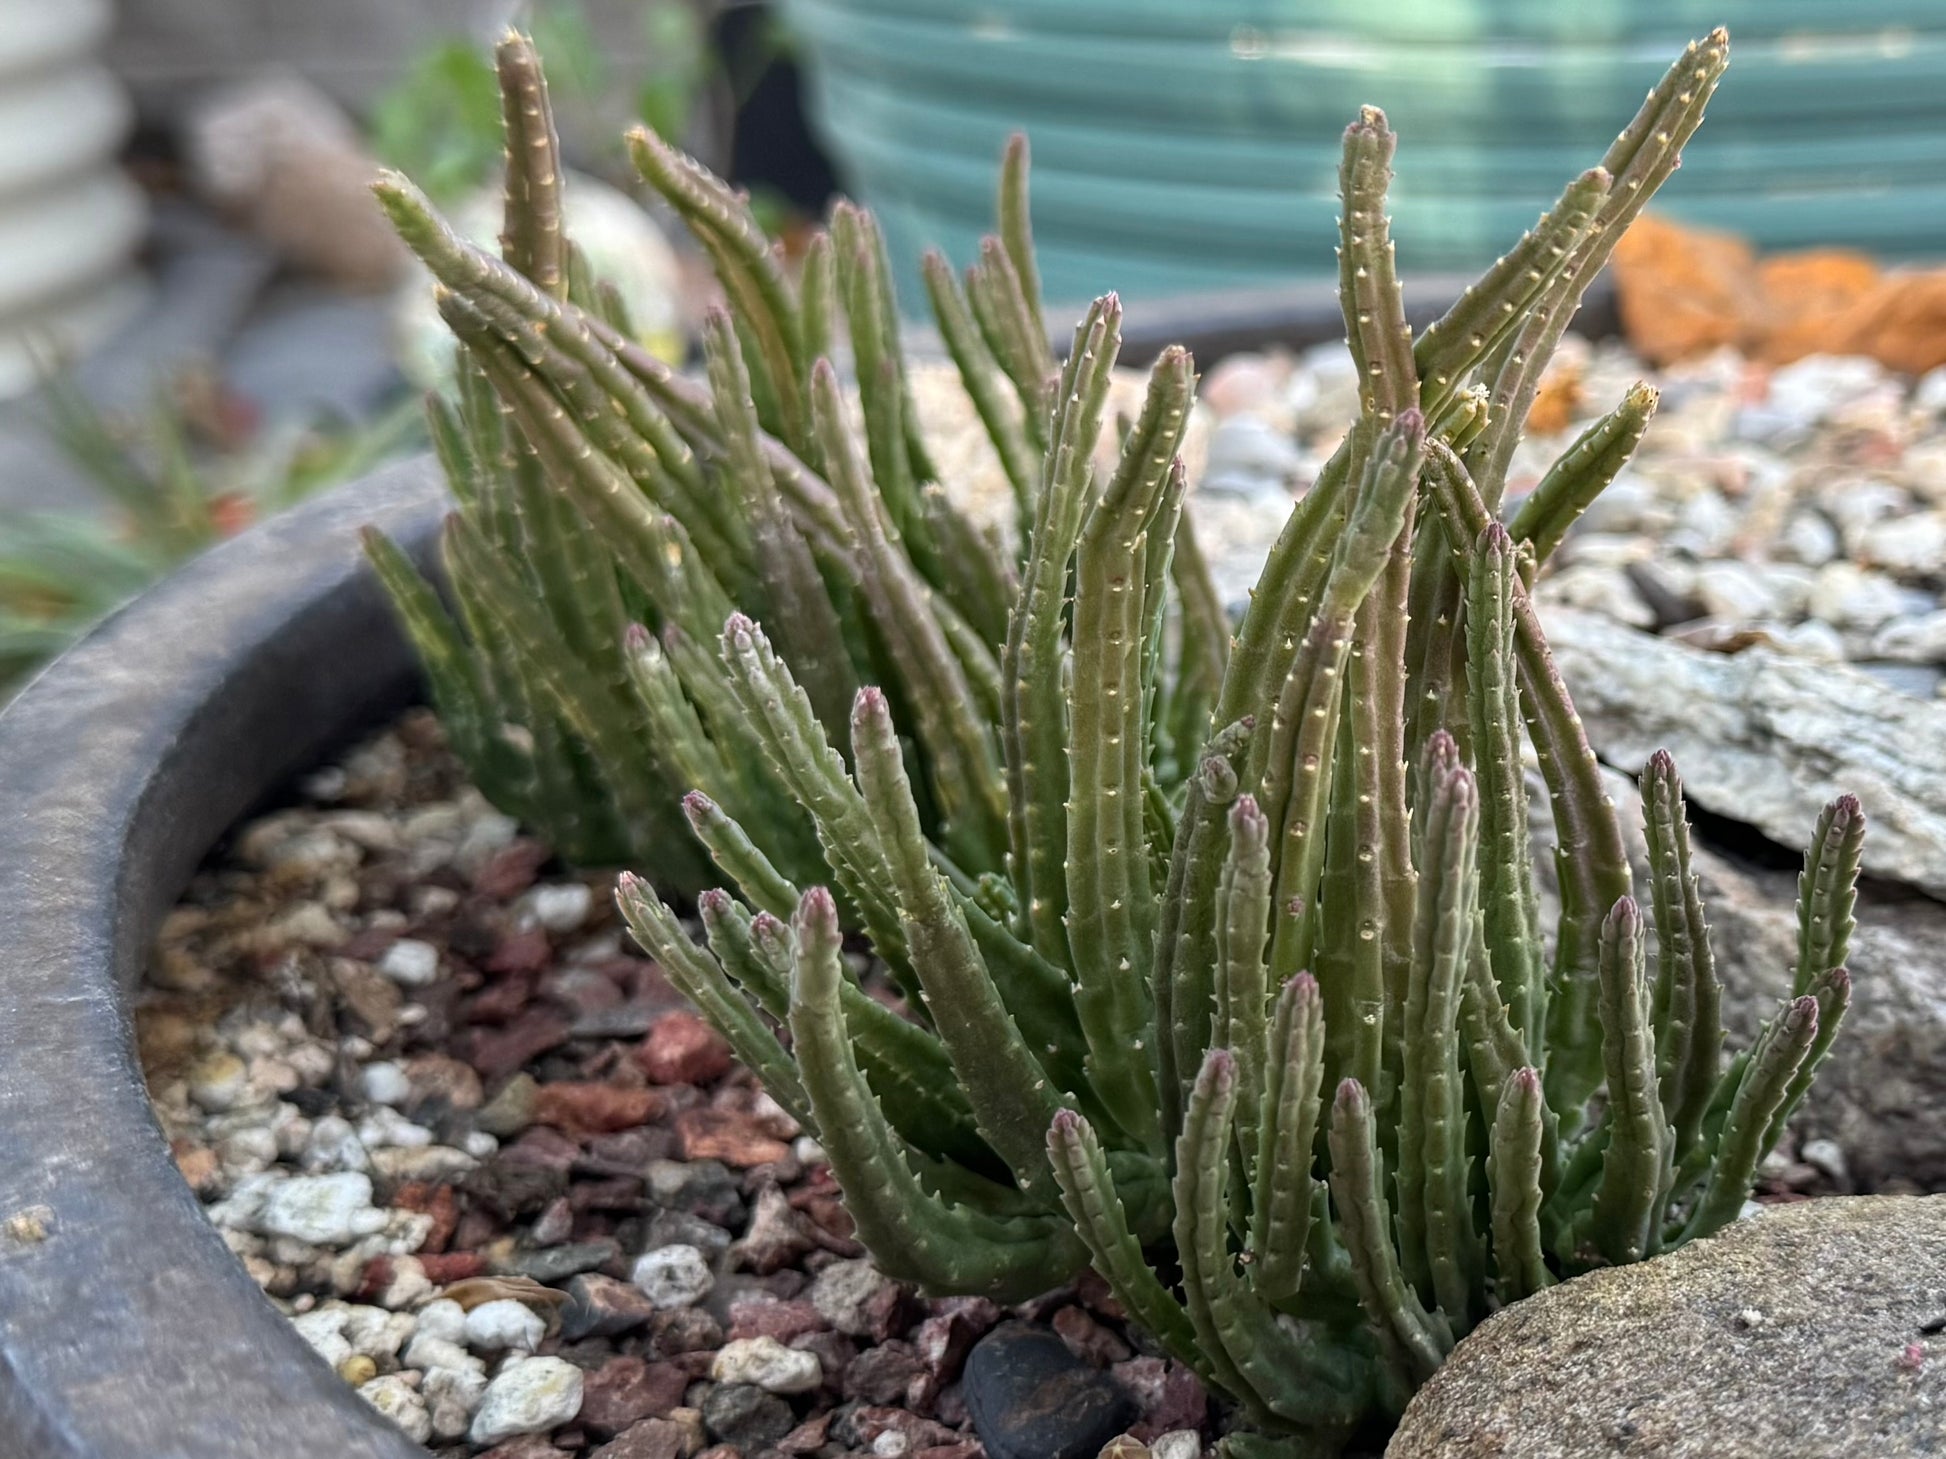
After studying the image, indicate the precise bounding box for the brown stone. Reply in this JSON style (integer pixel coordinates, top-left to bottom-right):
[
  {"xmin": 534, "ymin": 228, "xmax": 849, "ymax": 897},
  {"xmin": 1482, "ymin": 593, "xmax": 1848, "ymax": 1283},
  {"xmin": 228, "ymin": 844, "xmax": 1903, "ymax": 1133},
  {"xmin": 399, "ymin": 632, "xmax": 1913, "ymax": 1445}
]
[
  {"xmin": 1111, "ymin": 1356, "xmax": 1208, "ymax": 1441},
  {"xmin": 562, "ymin": 1273, "xmax": 658, "ymax": 1341},
  {"xmin": 488, "ymin": 926, "xmax": 555, "ymax": 975},
  {"xmin": 636, "ymin": 1011, "xmax": 734, "ymax": 1085},
  {"xmin": 535, "ymin": 1081, "xmax": 663, "ymax": 1136},
  {"xmin": 1052, "ymin": 1305, "xmax": 1131, "ymax": 1367},
  {"xmin": 843, "ymin": 1339, "xmax": 926, "ymax": 1404},
  {"xmin": 673, "ymin": 1108, "xmax": 790, "ymax": 1167},
  {"xmin": 580, "ymin": 1355, "xmax": 692, "ymax": 1437},
  {"xmin": 591, "ymin": 1418, "xmax": 690, "ymax": 1459},
  {"xmin": 466, "ymin": 1008, "xmax": 572, "ymax": 1079},
  {"xmin": 729, "ymin": 1186, "xmax": 815, "ymax": 1276},
  {"xmin": 403, "ymin": 1052, "xmax": 483, "ymax": 1111},
  {"xmin": 477, "ymin": 1435, "xmax": 566, "ymax": 1459},
  {"xmin": 726, "ymin": 1298, "xmax": 826, "ymax": 1345},
  {"xmin": 417, "ymin": 1251, "xmax": 486, "ymax": 1283},
  {"xmin": 475, "ymin": 838, "xmax": 552, "ymax": 898}
]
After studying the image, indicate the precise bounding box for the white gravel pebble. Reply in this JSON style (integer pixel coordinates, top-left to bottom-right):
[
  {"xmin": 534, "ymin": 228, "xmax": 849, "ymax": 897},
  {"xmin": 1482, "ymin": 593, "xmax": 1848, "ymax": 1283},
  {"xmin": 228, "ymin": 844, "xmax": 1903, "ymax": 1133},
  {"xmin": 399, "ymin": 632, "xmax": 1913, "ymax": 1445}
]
[
  {"xmin": 632, "ymin": 1243, "xmax": 713, "ymax": 1308},
  {"xmin": 378, "ymin": 938, "xmax": 440, "ymax": 987},
  {"xmin": 404, "ymin": 1331, "xmax": 483, "ymax": 1378},
  {"xmin": 340, "ymin": 1304, "xmax": 416, "ymax": 1359},
  {"xmin": 290, "ymin": 1308, "xmax": 350, "ymax": 1368},
  {"xmin": 709, "ymin": 1335, "xmax": 822, "ymax": 1394},
  {"xmin": 359, "ymin": 1374, "xmax": 433, "ymax": 1443},
  {"xmin": 359, "ymin": 1061, "xmax": 411, "ymax": 1106},
  {"xmin": 354, "ymin": 1106, "xmax": 433, "ymax": 1150},
  {"xmin": 425, "ymin": 1363, "xmax": 489, "ymax": 1440},
  {"xmin": 301, "ymin": 1115, "xmax": 369, "ymax": 1173},
  {"xmin": 1152, "ymin": 1432, "xmax": 1203, "ymax": 1459},
  {"xmin": 469, "ymin": 1355, "xmax": 584, "ymax": 1445},
  {"xmin": 464, "ymin": 1298, "xmax": 545, "ymax": 1353},
  {"xmin": 523, "ymin": 882, "xmax": 593, "ymax": 932},
  {"xmin": 256, "ymin": 1173, "xmax": 387, "ymax": 1245},
  {"xmin": 415, "ymin": 1298, "xmax": 467, "ymax": 1345}
]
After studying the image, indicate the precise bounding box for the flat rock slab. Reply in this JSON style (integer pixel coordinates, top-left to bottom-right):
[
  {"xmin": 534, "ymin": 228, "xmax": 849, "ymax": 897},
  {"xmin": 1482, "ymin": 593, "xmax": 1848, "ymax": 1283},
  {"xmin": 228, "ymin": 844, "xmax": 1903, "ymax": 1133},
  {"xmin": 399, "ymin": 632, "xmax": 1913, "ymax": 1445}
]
[
  {"xmin": 1544, "ymin": 607, "xmax": 1946, "ymax": 898},
  {"xmin": 1387, "ymin": 1196, "xmax": 1946, "ymax": 1458}
]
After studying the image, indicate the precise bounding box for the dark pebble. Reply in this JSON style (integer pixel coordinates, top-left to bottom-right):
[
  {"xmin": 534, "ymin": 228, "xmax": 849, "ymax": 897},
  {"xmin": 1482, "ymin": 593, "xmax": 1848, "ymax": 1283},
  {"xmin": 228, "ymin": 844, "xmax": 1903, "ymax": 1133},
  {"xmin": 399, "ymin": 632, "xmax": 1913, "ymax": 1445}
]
[
  {"xmin": 509, "ymin": 1237, "xmax": 620, "ymax": 1284},
  {"xmin": 701, "ymin": 1382, "xmax": 795, "ymax": 1449},
  {"xmin": 964, "ymin": 1322, "xmax": 1139, "ymax": 1459}
]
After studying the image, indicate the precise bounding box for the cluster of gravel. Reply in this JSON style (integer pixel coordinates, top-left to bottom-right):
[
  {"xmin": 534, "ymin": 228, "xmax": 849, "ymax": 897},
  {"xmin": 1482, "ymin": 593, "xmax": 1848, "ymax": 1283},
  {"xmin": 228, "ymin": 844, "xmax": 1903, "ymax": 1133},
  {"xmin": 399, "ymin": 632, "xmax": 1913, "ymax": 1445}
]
[
  {"xmin": 1193, "ymin": 340, "xmax": 1946, "ymax": 698},
  {"xmin": 138, "ymin": 713, "xmax": 1207, "ymax": 1459}
]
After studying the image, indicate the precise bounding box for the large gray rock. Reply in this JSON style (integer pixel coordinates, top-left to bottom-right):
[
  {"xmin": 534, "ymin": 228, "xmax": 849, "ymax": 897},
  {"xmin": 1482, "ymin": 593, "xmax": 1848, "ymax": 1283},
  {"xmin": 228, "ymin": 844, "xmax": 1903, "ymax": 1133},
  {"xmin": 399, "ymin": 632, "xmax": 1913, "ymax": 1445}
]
[
  {"xmin": 1544, "ymin": 607, "xmax": 1946, "ymax": 898},
  {"xmin": 1387, "ymin": 1196, "xmax": 1946, "ymax": 1458}
]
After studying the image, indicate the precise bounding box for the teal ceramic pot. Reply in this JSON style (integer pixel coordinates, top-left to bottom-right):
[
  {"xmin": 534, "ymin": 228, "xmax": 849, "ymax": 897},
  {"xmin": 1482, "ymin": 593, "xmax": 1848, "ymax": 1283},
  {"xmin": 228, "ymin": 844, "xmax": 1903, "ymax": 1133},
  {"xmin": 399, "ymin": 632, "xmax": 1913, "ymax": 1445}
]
[{"xmin": 780, "ymin": 0, "xmax": 1946, "ymax": 310}]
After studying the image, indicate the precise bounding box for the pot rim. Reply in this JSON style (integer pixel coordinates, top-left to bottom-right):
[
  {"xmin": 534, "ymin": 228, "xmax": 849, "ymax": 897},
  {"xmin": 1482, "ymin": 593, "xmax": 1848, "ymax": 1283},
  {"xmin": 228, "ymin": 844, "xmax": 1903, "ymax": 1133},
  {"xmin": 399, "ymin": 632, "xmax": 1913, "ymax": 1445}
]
[{"xmin": 0, "ymin": 456, "xmax": 444, "ymax": 1459}]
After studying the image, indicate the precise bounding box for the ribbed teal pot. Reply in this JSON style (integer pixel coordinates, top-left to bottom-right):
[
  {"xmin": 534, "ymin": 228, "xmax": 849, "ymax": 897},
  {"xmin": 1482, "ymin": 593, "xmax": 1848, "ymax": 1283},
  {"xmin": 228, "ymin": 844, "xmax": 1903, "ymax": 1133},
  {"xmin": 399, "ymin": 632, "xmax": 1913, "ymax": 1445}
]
[{"xmin": 780, "ymin": 0, "xmax": 1946, "ymax": 311}]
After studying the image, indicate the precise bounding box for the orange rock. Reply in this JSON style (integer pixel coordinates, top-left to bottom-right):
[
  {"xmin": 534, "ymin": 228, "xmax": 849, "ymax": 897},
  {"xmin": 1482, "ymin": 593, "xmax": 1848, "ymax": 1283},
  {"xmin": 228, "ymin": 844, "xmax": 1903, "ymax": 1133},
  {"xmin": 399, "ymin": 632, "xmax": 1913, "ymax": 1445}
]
[
  {"xmin": 532, "ymin": 1080, "xmax": 663, "ymax": 1135},
  {"xmin": 1827, "ymin": 271, "xmax": 1946, "ymax": 376},
  {"xmin": 1525, "ymin": 359, "xmax": 1585, "ymax": 435},
  {"xmin": 1610, "ymin": 213, "xmax": 1763, "ymax": 365},
  {"xmin": 1753, "ymin": 249, "xmax": 1881, "ymax": 364}
]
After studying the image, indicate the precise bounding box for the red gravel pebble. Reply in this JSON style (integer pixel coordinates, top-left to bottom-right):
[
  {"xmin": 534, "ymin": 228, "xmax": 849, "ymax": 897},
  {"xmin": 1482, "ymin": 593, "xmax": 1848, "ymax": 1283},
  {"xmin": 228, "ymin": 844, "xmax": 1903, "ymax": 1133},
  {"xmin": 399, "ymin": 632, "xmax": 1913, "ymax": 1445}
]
[
  {"xmin": 418, "ymin": 1251, "xmax": 486, "ymax": 1282},
  {"xmin": 578, "ymin": 1356, "xmax": 691, "ymax": 1437},
  {"xmin": 534, "ymin": 1081, "xmax": 664, "ymax": 1135},
  {"xmin": 465, "ymin": 1009, "xmax": 572, "ymax": 1079},
  {"xmin": 590, "ymin": 1419, "xmax": 690, "ymax": 1459},
  {"xmin": 635, "ymin": 1010, "xmax": 734, "ymax": 1085}
]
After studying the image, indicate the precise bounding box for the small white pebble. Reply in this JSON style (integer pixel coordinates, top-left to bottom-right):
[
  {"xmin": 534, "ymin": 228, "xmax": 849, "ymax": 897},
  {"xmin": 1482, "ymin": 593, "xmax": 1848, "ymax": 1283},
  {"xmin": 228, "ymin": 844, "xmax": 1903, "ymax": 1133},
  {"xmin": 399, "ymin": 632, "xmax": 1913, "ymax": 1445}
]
[
  {"xmin": 425, "ymin": 1363, "xmax": 489, "ymax": 1440},
  {"xmin": 291, "ymin": 1308, "xmax": 351, "ymax": 1368},
  {"xmin": 355, "ymin": 1107, "xmax": 434, "ymax": 1151},
  {"xmin": 1152, "ymin": 1432, "xmax": 1202, "ymax": 1459},
  {"xmin": 256, "ymin": 1173, "xmax": 387, "ymax": 1245},
  {"xmin": 300, "ymin": 1115, "xmax": 368, "ymax": 1174},
  {"xmin": 469, "ymin": 1355, "xmax": 583, "ymax": 1445},
  {"xmin": 341, "ymin": 1305, "xmax": 416, "ymax": 1360},
  {"xmin": 414, "ymin": 1298, "xmax": 467, "ymax": 1345},
  {"xmin": 360, "ymin": 1062, "xmax": 412, "ymax": 1106},
  {"xmin": 709, "ymin": 1335, "xmax": 822, "ymax": 1394},
  {"xmin": 461, "ymin": 1130, "xmax": 500, "ymax": 1158},
  {"xmin": 1736, "ymin": 1307, "xmax": 1766, "ymax": 1329},
  {"xmin": 1799, "ymin": 1138, "xmax": 1850, "ymax": 1184},
  {"xmin": 379, "ymin": 939, "xmax": 441, "ymax": 988},
  {"xmin": 464, "ymin": 1299, "xmax": 545, "ymax": 1354},
  {"xmin": 632, "ymin": 1244, "xmax": 714, "ymax": 1308},
  {"xmin": 359, "ymin": 1374, "xmax": 432, "ymax": 1443},
  {"xmin": 792, "ymin": 1135, "xmax": 825, "ymax": 1166},
  {"xmin": 524, "ymin": 883, "xmax": 594, "ymax": 933},
  {"xmin": 404, "ymin": 1332, "xmax": 482, "ymax": 1378}
]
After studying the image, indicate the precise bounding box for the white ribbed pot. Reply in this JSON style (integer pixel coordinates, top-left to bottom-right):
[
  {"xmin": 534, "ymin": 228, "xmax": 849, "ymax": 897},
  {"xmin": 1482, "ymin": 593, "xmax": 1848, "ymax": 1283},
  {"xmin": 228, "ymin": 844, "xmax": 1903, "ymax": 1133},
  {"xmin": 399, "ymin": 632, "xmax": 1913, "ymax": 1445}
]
[{"xmin": 0, "ymin": 0, "xmax": 145, "ymax": 396}]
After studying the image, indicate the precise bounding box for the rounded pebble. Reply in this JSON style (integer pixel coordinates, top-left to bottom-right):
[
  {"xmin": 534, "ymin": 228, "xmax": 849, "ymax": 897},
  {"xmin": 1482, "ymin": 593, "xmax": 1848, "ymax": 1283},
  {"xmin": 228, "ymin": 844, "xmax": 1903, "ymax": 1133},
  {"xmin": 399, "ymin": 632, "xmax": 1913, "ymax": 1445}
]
[
  {"xmin": 359, "ymin": 1373, "xmax": 433, "ymax": 1443},
  {"xmin": 415, "ymin": 1297, "xmax": 467, "ymax": 1345},
  {"xmin": 709, "ymin": 1335, "xmax": 823, "ymax": 1394},
  {"xmin": 632, "ymin": 1243, "xmax": 714, "ymax": 1308},
  {"xmin": 469, "ymin": 1355, "xmax": 584, "ymax": 1445},
  {"xmin": 464, "ymin": 1298, "xmax": 546, "ymax": 1353},
  {"xmin": 378, "ymin": 938, "xmax": 440, "ymax": 987},
  {"xmin": 359, "ymin": 1061, "xmax": 411, "ymax": 1106},
  {"xmin": 255, "ymin": 1172, "xmax": 387, "ymax": 1245}
]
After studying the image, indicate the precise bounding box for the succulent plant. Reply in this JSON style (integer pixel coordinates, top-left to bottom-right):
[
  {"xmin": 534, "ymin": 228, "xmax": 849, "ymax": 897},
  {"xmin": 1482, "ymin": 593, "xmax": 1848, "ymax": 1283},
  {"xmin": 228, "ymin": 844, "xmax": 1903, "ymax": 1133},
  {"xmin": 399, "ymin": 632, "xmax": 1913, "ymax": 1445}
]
[{"xmin": 372, "ymin": 28, "xmax": 1864, "ymax": 1451}]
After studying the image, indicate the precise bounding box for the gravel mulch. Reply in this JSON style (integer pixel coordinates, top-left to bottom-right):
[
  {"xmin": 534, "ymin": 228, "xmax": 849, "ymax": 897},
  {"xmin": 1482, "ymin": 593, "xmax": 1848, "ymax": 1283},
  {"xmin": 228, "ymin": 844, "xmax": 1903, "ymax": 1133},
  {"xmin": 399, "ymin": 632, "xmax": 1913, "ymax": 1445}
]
[{"xmin": 138, "ymin": 712, "xmax": 1207, "ymax": 1459}]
